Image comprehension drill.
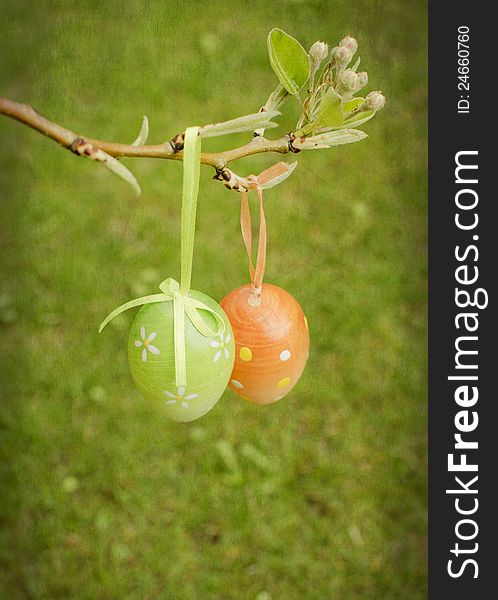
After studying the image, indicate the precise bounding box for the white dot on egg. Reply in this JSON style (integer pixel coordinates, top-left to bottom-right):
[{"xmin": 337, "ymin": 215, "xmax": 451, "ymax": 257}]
[
  {"xmin": 231, "ymin": 379, "xmax": 244, "ymax": 389},
  {"xmin": 279, "ymin": 350, "xmax": 292, "ymax": 362}
]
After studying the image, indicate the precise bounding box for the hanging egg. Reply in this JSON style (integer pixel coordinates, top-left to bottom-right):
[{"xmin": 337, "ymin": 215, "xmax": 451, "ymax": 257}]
[
  {"xmin": 221, "ymin": 283, "xmax": 309, "ymax": 405},
  {"xmin": 127, "ymin": 289, "xmax": 234, "ymax": 423}
]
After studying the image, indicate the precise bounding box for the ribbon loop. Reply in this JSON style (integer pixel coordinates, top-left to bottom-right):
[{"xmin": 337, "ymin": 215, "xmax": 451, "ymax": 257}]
[
  {"xmin": 240, "ymin": 179, "xmax": 267, "ymax": 294},
  {"xmin": 160, "ymin": 277, "xmax": 180, "ymax": 295},
  {"xmin": 185, "ymin": 298, "xmax": 225, "ymax": 338},
  {"xmin": 100, "ymin": 126, "xmax": 217, "ymax": 388},
  {"xmin": 98, "ymin": 293, "xmax": 168, "ymax": 333},
  {"xmin": 240, "ymin": 162, "xmax": 292, "ymax": 296},
  {"xmin": 99, "ymin": 277, "xmax": 225, "ymax": 387}
]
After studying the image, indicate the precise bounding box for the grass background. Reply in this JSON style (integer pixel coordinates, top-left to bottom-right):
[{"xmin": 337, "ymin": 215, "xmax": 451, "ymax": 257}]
[{"xmin": 0, "ymin": 0, "xmax": 428, "ymax": 598}]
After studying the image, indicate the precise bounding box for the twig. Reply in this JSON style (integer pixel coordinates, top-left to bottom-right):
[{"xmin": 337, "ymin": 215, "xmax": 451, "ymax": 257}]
[{"xmin": 0, "ymin": 97, "xmax": 291, "ymax": 174}]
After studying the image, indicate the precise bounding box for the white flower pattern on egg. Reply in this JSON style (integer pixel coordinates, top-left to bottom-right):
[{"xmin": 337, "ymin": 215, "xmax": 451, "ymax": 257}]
[
  {"xmin": 134, "ymin": 327, "xmax": 160, "ymax": 362},
  {"xmin": 210, "ymin": 333, "xmax": 231, "ymax": 362},
  {"xmin": 163, "ymin": 387, "xmax": 199, "ymax": 408}
]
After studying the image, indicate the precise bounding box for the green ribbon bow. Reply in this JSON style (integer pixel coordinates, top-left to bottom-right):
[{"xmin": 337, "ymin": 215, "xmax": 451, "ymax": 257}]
[{"xmin": 99, "ymin": 127, "xmax": 225, "ymax": 387}]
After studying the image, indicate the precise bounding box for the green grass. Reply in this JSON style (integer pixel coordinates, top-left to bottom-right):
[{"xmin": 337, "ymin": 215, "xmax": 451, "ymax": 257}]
[{"xmin": 0, "ymin": 1, "xmax": 428, "ymax": 598}]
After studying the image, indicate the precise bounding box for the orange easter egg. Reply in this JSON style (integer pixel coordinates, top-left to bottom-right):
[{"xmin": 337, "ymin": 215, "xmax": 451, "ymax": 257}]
[{"xmin": 220, "ymin": 283, "xmax": 309, "ymax": 405}]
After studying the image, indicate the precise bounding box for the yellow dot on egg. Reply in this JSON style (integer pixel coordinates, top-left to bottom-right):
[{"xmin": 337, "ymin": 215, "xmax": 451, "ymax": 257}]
[
  {"xmin": 304, "ymin": 316, "xmax": 309, "ymax": 331},
  {"xmin": 240, "ymin": 347, "xmax": 252, "ymax": 361},
  {"xmin": 277, "ymin": 377, "xmax": 291, "ymax": 388},
  {"xmin": 241, "ymin": 396, "xmax": 252, "ymax": 402}
]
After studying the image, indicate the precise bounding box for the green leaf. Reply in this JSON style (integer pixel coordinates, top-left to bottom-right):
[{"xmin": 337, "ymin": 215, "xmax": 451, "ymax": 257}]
[
  {"xmin": 71, "ymin": 140, "xmax": 141, "ymax": 195},
  {"xmin": 343, "ymin": 97, "xmax": 365, "ymax": 113},
  {"xmin": 316, "ymin": 88, "xmax": 344, "ymax": 128},
  {"xmin": 254, "ymin": 86, "xmax": 288, "ymax": 136},
  {"xmin": 101, "ymin": 152, "xmax": 141, "ymax": 196},
  {"xmin": 131, "ymin": 115, "xmax": 149, "ymax": 146},
  {"xmin": 200, "ymin": 110, "xmax": 280, "ymax": 138},
  {"xmin": 293, "ymin": 129, "xmax": 367, "ymax": 150},
  {"xmin": 294, "ymin": 88, "xmax": 345, "ymax": 136},
  {"xmin": 262, "ymin": 84, "xmax": 289, "ymax": 112},
  {"xmin": 342, "ymin": 97, "xmax": 376, "ymax": 128},
  {"xmin": 343, "ymin": 110, "xmax": 376, "ymax": 128},
  {"xmin": 267, "ymin": 28, "xmax": 309, "ymax": 94}
]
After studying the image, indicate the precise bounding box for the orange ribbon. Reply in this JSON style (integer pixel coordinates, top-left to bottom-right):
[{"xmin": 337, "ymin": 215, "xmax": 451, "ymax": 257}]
[{"xmin": 240, "ymin": 162, "xmax": 290, "ymax": 297}]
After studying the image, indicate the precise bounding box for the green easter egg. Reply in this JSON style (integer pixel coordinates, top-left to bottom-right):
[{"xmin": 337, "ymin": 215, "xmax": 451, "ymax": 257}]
[{"xmin": 127, "ymin": 289, "xmax": 234, "ymax": 423}]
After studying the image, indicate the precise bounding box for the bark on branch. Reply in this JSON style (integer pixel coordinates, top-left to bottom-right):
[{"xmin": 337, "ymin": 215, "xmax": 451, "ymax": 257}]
[{"xmin": 0, "ymin": 97, "xmax": 291, "ymax": 173}]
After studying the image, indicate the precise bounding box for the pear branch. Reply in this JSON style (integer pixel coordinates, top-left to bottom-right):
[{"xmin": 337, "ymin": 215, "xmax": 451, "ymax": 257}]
[
  {"xmin": 0, "ymin": 33, "xmax": 386, "ymax": 196},
  {"xmin": 0, "ymin": 97, "xmax": 292, "ymax": 174}
]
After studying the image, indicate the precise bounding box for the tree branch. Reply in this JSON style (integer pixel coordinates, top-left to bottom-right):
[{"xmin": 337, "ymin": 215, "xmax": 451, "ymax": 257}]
[{"xmin": 0, "ymin": 97, "xmax": 291, "ymax": 174}]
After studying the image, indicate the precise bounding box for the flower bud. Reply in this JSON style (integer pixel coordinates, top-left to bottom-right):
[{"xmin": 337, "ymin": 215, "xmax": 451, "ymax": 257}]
[
  {"xmin": 356, "ymin": 71, "xmax": 368, "ymax": 90},
  {"xmin": 366, "ymin": 91, "xmax": 386, "ymax": 111},
  {"xmin": 339, "ymin": 69, "xmax": 358, "ymax": 90},
  {"xmin": 309, "ymin": 41, "xmax": 329, "ymax": 63},
  {"xmin": 330, "ymin": 45, "xmax": 353, "ymax": 66},
  {"xmin": 339, "ymin": 36, "xmax": 358, "ymax": 56}
]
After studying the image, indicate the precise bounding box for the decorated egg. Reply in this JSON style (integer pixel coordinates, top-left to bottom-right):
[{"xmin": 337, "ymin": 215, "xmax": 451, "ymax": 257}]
[
  {"xmin": 221, "ymin": 283, "xmax": 309, "ymax": 405},
  {"xmin": 101, "ymin": 126, "xmax": 236, "ymax": 423},
  {"xmin": 127, "ymin": 288, "xmax": 234, "ymax": 422},
  {"xmin": 124, "ymin": 290, "xmax": 234, "ymax": 422}
]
